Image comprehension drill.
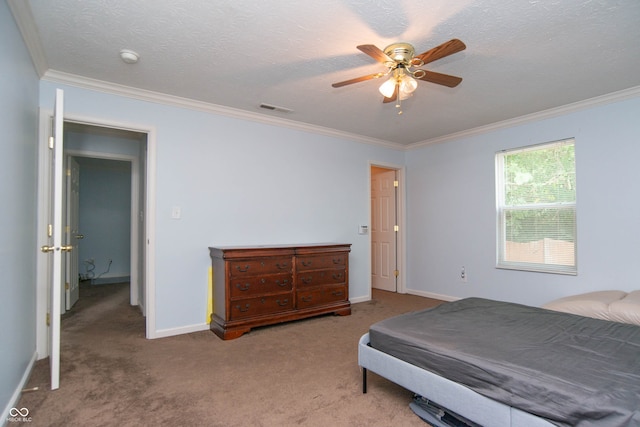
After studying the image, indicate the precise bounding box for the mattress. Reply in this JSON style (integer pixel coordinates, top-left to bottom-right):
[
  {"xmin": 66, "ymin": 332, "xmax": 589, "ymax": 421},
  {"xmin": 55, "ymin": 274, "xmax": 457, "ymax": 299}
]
[{"xmin": 368, "ymin": 297, "xmax": 640, "ymax": 427}]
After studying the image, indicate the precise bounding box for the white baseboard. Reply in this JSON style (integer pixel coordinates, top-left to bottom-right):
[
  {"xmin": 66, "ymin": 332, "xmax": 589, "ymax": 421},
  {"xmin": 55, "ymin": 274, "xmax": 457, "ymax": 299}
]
[
  {"xmin": 406, "ymin": 289, "xmax": 460, "ymax": 302},
  {"xmin": 149, "ymin": 291, "xmax": 456, "ymax": 340},
  {"xmin": 352, "ymin": 289, "xmax": 459, "ymax": 304},
  {"xmin": 90, "ymin": 275, "xmax": 131, "ymax": 285},
  {"xmin": 350, "ymin": 295, "xmax": 370, "ymax": 304},
  {"xmin": 150, "ymin": 322, "xmax": 210, "ymax": 339},
  {"xmin": 2, "ymin": 351, "xmax": 37, "ymax": 426}
]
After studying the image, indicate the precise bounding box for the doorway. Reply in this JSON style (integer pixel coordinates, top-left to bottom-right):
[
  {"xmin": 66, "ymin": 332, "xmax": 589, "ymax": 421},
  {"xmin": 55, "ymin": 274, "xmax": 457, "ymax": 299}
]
[
  {"xmin": 36, "ymin": 110, "xmax": 157, "ymax": 363},
  {"xmin": 370, "ymin": 164, "xmax": 405, "ymax": 293},
  {"xmin": 64, "ymin": 122, "xmax": 146, "ymax": 313}
]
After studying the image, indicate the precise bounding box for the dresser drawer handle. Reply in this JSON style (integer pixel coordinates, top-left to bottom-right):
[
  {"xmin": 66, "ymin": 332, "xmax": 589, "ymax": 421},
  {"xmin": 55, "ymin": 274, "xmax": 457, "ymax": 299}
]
[
  {"xmin": 276, "ymin": 279, "xmax": 289, "ymax": 287},
  {"xmin": 236, "ymin": 283, "xmax": 250, "ymax": 291},
  {"xmin": 302, "ymin": 260, "xmax": 313, "ymax": 267},
  {"xmin": 235, "ymin": 265, "xmax": 250, "ymax": 273},
  {"xmin": 235, "ymin": 303, "xmax": 250, "ymax": 312},
  {"xmin": 276, "ymin": 262, "xmax": 289, "ymax": 270},
  {"xmin": 332, "ymin": 273, "xmax": 343, "ymax": 280},
  {"xmin": 301, "ymin": 296, "xmax": 313, "ymax": 302},
  {"xmin": 301, "ymin": 276, "xmax": 313, "ymax": 284},
  {"xmin": 332, "ymin": 258, "xmax": 342, "ymax": 264},
  {"xmin": 276, "ymin": 299, "xmax": 289, "ymax": 306},
  {"xmin": 332, "ymin": 290, "xmax": 344, "ymax": 297}
]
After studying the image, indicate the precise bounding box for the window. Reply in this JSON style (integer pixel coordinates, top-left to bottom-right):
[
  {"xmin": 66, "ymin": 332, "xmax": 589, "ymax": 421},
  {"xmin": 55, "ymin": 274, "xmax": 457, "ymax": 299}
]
[{"xmin": 496, "ymin": 139, "xmax": 576, "ymax": 274}]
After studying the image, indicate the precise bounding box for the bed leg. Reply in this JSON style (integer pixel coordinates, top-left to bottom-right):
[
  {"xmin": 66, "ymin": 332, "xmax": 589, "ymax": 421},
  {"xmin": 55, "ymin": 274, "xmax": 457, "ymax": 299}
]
[{"xmin": 362, "ymin": 367, "xmax": 367, "ymax": 394}]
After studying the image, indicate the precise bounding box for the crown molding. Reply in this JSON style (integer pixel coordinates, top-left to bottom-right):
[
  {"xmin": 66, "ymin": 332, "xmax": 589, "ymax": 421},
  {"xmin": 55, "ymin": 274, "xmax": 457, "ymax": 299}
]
[
  {"xmin": 39, "ymin": 69, "xmax": 640, "ymax": 153},
  {"xmin": 407, "ymin": 85, "xmax": 640, "ymax": 150},
  {"xmin": 7, "ymin": 0, "xmax": 48, "ymax": 77},
  {"xmin": 41, "ymin": 70, "xmax": 404, "ymax": 150}
]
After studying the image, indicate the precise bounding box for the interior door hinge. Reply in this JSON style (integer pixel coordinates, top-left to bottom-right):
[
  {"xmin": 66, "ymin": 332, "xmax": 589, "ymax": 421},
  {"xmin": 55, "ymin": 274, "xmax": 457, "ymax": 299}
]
[
  {"xmin": 393, "ymin": 180, "xmax": 399, "ymax": 188},
  {"xmin": 394, "ymin": 225, "xmax": 399, "ymax": 232},
  {"xmin": 48, "ymin": 224, "xmax": 53, "ymax": 237},
  {"xmin": 65, "ymin": 282, "xmax": 70, "ymax": 291},
  {"xmin": 394, "ymin": 270, "xmax": 399, "ymax": 277},
  {"xmin": 66, "ymin": 168, "xmax": 71, "ymax": 176},
  {"xmin": 46, "ymin": 312, "xmax": 50, "ymax": 326},
  {"xmin": 48, "ymin": 136, "xmax": 54, "ymax": 149}
]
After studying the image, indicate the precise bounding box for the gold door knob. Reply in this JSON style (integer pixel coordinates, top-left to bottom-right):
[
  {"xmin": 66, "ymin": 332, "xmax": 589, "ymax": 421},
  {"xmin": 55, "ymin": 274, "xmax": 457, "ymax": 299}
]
[
  {"xmin": 41, "ymin": 245, "xmax": 73, "ymax": 253},
  {"xmin": 75, "ymin": 234, "xmax": 84, "ymax": 239}
]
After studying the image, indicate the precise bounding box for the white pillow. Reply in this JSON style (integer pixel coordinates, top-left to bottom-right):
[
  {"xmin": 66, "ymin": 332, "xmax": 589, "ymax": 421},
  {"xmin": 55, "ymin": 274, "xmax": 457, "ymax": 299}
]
[
  {"xmin": 542, "ymin": 290, "xmax": 628, "ymax": 321},
  {"xmin": 608, "ymin": 290, "xmax": 640, "ymax": 325}
]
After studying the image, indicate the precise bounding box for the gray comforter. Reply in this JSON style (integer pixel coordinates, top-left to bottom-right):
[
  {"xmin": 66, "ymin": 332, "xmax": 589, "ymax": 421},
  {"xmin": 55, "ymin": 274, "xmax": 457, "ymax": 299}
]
[{"xmin": 369, "ymin": 298, "xmax": 640, "ymax": 426}]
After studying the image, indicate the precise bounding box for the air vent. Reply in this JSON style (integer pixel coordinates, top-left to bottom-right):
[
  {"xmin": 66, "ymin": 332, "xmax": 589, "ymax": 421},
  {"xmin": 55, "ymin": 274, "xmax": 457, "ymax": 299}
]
[{"xmin": 259, "ymin": 103, "xmax": 293, "ymax": 113}]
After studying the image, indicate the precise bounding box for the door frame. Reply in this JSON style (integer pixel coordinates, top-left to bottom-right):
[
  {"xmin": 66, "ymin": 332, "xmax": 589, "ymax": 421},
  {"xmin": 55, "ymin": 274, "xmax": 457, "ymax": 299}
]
[
  {"xmin": 36, "ymin": 110, "xmax": 158, "ymax": 359},
  {"xmin": 64, "ymin": 155, "xmax": 80, "ymax": 310},
  {"xmin": 368, "ymin": 161, "xmax": 406, "ymax": 297}
]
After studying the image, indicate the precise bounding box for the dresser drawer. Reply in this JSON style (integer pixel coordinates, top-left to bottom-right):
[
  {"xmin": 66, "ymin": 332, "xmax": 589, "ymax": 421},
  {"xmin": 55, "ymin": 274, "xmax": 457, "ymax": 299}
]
[
  {"xmin": 297, "ymin": 285, "xmax": 347, "ymax": 309},
  {"xmin": 297, "ymin": 268, "xmax": 346, "ymax": 287},
  {"xmin": 296, "ymin": 253, "xmax": 347, "ymax": 271},
  {"xmin": 229, "ymin": 257, "xmax": 292, "ymax": 278},
  {"xmin": 229, "ymin": 273, "xmax": 293, "ymax": 299},
  {"xmin": 230, "ymin": 294, "xmax": 294, "ymax": 320}
]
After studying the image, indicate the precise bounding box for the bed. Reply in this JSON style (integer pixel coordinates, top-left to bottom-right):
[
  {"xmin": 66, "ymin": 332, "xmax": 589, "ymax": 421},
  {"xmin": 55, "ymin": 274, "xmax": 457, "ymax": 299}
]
[{"xmin": 358, "ymin": 297, "xmax": 640, "ymax": 427}]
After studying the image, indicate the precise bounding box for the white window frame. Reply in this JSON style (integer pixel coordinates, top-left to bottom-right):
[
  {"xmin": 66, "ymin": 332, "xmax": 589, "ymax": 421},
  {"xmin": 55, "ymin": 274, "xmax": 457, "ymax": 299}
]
[{"xmin": 495, "ymin": 139, "xmax": 577, "ymax": 275}]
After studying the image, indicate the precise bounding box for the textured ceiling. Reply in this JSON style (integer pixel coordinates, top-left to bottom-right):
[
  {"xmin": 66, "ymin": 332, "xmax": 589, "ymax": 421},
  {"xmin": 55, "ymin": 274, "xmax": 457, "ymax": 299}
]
[{"xmin": 10, "ymin": 0, "xmax": 640, "ymax": 147}]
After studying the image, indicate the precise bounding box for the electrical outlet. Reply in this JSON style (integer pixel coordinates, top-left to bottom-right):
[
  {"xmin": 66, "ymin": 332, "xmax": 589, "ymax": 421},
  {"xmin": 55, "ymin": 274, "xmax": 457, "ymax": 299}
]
[{"xmin": 461, "ymin": 266, "xmax": 467, "ymax": 283}]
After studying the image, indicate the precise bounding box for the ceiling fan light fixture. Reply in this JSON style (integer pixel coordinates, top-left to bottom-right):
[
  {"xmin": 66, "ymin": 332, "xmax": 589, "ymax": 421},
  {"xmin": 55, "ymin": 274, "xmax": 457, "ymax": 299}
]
[
  {"xmin": 378, "ymin": 77, "xmax": 397, "ymax": 98},
  {"xmin": 399, "ymin": 75, "xmax": 417, "ymax": 94},
  {"xmin": 398, "ymin": 89, "xmax": 412, "ymax": 101}
]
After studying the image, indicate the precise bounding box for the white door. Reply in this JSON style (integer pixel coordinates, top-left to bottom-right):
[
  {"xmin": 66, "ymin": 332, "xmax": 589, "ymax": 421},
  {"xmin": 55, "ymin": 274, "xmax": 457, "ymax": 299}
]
[
  {"xmin": 65, "ymin": 156, "xmax": 81, "ymax": 309},
  {"xmin": 371, "ymin": 167, "xmax": 397, "ymax": 292},
  {"xmin": 41, "ymin": 89, "xmax": 65, "ymax": 390}
]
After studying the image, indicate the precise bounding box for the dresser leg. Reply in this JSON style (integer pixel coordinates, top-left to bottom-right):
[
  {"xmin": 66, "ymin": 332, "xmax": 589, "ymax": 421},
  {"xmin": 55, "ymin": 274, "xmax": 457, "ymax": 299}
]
[
  {"xmin": 334, "ymin": 307, "xmax": 352, "ymax": 316},
  {"xmin": 211, "ymin": 322, "xmax": 251, "ymax": 340}
]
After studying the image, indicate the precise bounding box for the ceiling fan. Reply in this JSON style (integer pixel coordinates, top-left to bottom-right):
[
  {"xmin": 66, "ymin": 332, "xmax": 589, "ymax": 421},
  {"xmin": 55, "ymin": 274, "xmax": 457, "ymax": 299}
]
[{"xmin": 332, "ymin": 39, "xmax": 466, "ymax": 114}]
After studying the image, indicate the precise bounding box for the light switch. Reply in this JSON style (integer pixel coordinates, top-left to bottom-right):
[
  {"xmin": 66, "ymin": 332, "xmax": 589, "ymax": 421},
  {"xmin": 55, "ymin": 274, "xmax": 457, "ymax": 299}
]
[
  {"xmin": 171, "ymin": 206, "xmax": 181, "ymax": 219},
  {"xmin": 358, "ymin": 225, "xmax": 368, "ymax": 235}
]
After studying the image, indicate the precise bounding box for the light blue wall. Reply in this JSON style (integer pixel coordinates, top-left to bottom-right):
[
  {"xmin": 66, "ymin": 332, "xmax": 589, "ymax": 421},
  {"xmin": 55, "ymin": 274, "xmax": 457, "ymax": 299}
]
[
  {"xmin": 77, "ymin": 159, "xmax": 132, "ymax": 282},
  {"xmin": 0, "ymin": 0, "xmax": 40, "ymax": 415},
  {"xmin": 406, "ymin": 95, "xmax": 640, "ymax": 306},
  {"xmin": 39, "ymin": 82, "xmax": 405, "ymax": 331}
]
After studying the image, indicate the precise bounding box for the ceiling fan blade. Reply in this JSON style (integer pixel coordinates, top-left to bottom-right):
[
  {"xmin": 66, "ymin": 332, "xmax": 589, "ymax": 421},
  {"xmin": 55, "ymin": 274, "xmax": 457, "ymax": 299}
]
[
  {"xmin": 331, "ymin": 73, "xmax": 385, "ymax": 88},
  {"xmin": 357, "ymin": 44, "xmax": 394, "ymax": 64},
  {"xmin": 382, "ymin": 85, "xmax": 398, "ymax": 103},
  {"xmin": 417, "ymin": 70, "xmax": 463, "ymax": 88},
  {"xmin": 415, "ymin": 38, "xmax": 466, "ymax": 65}
]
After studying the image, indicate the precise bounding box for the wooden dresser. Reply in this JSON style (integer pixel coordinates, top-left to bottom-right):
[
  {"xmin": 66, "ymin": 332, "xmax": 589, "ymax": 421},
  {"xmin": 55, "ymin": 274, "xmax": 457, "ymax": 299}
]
[{"xmin": 209, "ymin": 243, "xmax": 351, "ymax": 339}]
